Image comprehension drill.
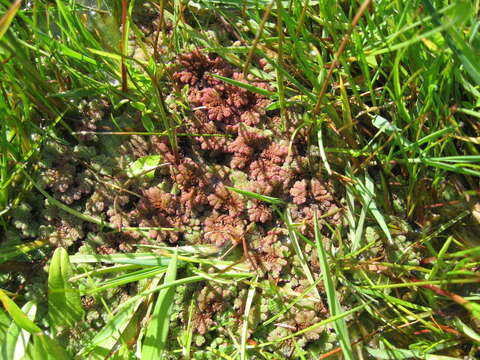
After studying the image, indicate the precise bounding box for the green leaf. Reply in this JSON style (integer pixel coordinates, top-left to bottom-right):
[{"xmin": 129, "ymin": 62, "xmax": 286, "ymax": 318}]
[
  {"xmin": 0, "ymin": 289, "xmax": 41, "ymax": 334},
  {"xmin": 77, "ymin": 294, "xmax": 146, "ymax": 358},
  {"xmin": 225, "ymin": 186, "xmax": 284, "ymax": 205},
  {"xmin": 1, "ymin": 301, "xmax": 37, "ymax": 360},
  {"xmin": 32, "ymin": 334, "xmax": 71, "ymax": 360},
  {"xmin": 0, "ymin": 0, "xmax": 21, "ymax": 40},
  {"xmin": 141, "ymin": 249, "xmax": 178, "ymax": 359},
  {"xmin": 366, "ymin": 346, "xmax": 422, "ymax": 359},
  {"xmin": 86, "ymin": 266, "xmax": 167, "ymax": 295},
  {"xmin": 349, "ymin": 167, "xmax": 393, "ymax": 246},
  {"xmin": 421, "ymin": 0, "xmax": 480, "ymax": 86},
  {"xmin": 69, "ymin": 253, "xmax": 177, "ymax": 266},
  {"xmin": 453, "ymin": 318, "xmax": 480, "ymax": 343},
  {"xmin": 240, "ymin": 276, "xmax": 258, "ymax": 360},
  {"xmin": 206, "ymin": 73, "xmax": 277, "ymax": 98},
  {"xmin": 48, "ymin": 248, "xmax": 84, "ymax": 334},
  {"xmin": 126, "ymin": 155, "xmax": 163, "ymax": 178},
  {"xmin": 314, "ymin": 213, "xmax": 353, "ymax": 360},
  {"xmin": 0, "ymin": 239, "xmax": 48, "ymax": 265}
]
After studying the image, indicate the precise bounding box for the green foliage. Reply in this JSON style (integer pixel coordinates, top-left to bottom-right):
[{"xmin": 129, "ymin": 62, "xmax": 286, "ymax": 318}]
[
  {"xmin": 141, "ymin": 249, "xmax": 178, "ymax": 359},
  {"xmin": 126, "ymin": 155, "xmax": 163, "ymax": 178},
  {"xmin": 48, "ymin": 248, "xmax": 84, "ymax": 334},
  {"xmin": 1, "ymin": 301, "xmax": 36, "ymax": 360},
  {"xmin": 313, "ymin": 213, "xmax": 353, "ymax": 360}
]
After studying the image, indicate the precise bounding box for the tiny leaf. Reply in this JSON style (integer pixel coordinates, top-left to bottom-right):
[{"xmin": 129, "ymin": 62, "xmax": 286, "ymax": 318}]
[{"xmin": 126, "ymin": 155, "xmax": 162, "ymax": 178}]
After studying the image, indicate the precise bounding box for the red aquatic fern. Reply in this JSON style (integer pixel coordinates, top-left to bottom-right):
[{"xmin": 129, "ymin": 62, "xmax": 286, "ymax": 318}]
[
  {"xmin": 248, "ymin": 201, "xmax": 272, "ymax": 223},
  {"xmin": 290, "ymin": 180, "xmax": 307, "ymax": 205}
]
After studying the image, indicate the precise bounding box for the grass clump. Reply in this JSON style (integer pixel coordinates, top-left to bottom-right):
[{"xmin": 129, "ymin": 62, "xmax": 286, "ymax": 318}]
[{"xmin": 0, "ymin": 0, "xmax": 480, "ymax": 359}]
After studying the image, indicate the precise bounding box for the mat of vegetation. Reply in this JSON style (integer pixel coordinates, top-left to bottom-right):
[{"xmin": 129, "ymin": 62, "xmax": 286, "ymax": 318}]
[{"xmin": 1, "ymin": 0, "xmax": 480, "ymax": 359}]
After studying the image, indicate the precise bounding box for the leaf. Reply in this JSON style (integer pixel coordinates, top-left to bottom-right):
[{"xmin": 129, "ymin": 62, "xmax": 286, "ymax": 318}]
[
  {"xmin": 225, "ymin": 186, "xmax": 284, "ymax": 205},
  {"xmin": 349, "ymin": 167, "xmax": 393, "ymax": 246},
  {"xmin": 77, "ymin": 294, "xmax": 146, "ymax": 358},
  {"xmin": 126, "ymin": 155, "xmax": 162, "ymax": 178},
  {"xmin": 0, "ymin": 289, "xmax": 41, "ymax": 334},
  {"xmin": 371, "ymin": 115, "xmax": 411, "ymax": 148},
  {"xmin": 366, "ymin": 346, "xmax": 422, "ymax": 359},
  {"xmin": 0, "ymin": 239, "xmax": 48, "ymax": 265},
  {"xmin": 32, "ymin": 334, "xmax": 71, "ymax": 360},
  {"xmin": 141, "ymin": 249, "xmax": 178, "ymax": 359},
  {"xmin": 206, "ymin": 73, "xmax": 277, "ymax": 98},
  {"xmin": 240, "ymin": 276, "xmax": 258, "ymax": 360},
  {"xmin": 421, "ymin": 0, "xmax": 480, "ymax": 86},
  {"xmin": 1, "ymin": 301, "xmax": 37, "ymax": 360},
  {"xmin": 69, "ymin": 252, "xmax": 176, "ymax": 266},
  {"xmin": 48, "ymin": 248, "xmax": 84, "ymax": 334},
  {"xmin": 285, "ymin": 211, "xmax": 320, "ymax": 299},
  {"xmin": 453, "ymin": 318, "xmax": 480, "ymax": 343},
  {"xmin": 314, "ymin": 213, "xmax": 354, "ymax": 360},
  {"xmin": 86, "ymin": 266, "xmax": 167, "ymax": 295},
  {"xmin": 317, "ymin": 127, "xmax": 332, "ymax": 176},
  {"xmin": 0, "ymin": 0, "xmax": 21, "ymax": 40}
]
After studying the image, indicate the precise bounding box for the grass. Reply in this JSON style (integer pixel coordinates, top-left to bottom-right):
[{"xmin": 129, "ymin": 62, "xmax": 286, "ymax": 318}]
[{"xmin": 1, "ymin": 0, "xmax": 480, "ymax": 359}]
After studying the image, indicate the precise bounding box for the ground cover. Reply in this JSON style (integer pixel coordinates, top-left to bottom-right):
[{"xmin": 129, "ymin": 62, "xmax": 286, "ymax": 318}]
[{"xmin": 0, "ymin": 0, "xmax": 480, "ymax": 359}]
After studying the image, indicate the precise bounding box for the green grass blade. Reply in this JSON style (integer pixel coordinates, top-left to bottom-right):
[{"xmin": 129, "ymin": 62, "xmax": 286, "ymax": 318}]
[
  {"xmin": 141, "ymin": 248, "xmax": 179, "ymax": 359},
  {"xmin": 453, "ymin": 318, "xmax": 480, "ymax": 343},
  {"xmin": 256, "ymin": 302, "xmax": 369, "ymax": 348},
  {"xmin": 0, "ymin": 0, "xmax": 21, "ymax": 40},
  {"xmin": 317, "ymin": 127, "xmax": 332, "ymax": 175},
  {"xmin": 22, "ymin": 170, "xmax": 112, "ymax": 228},
  {"xmin": 366, "ymin": 346, "xmax": 422, "ymax": 359},
  {"xmin": 421, "ymin": 0, "xmax": 480, "ymax": 86},
  {"xmin": 313, "ymin": 212, "xmax": 353, "ymax": 360},
  {"xmin": 206, "ymin": 73, "xmax": 277, "ymax": 98},
  {"xmin": 240, "ymin": 276, "xmax": 257, "ymax": 360},
  {"xmin": 86, "ymin": 266, "xmax": 167, "ymax": 295},
  {"xmin": 0, "ymin": 239, "xmax": 48, "ymax": 264},
  {"xmin": 225, "ymin": 186, "xmax": 284, "ymax": 205},
  {"xmin": 0, "ymin": 289, "xmax": 41, "ymax": 334},
  {"xmin": 351, "ymin": 168, "xmax": 393, "ymax": 246},
  {"xmin": 77, "ymin": 280, "xmax": 158, "ymax": 358},
  {"xmin": 2, "ymin": 301, "xmax": 36, "ymax": 360},
  {"xmin": 70, "ymin": 252, "xmax": 182, "ymax": 266},
  {"xmin": 286, "ymin": 211, "xmax": 321, "ymax": 299}
]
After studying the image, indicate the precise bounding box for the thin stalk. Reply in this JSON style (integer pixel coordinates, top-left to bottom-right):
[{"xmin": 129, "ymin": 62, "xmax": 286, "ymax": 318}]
[
  {"xmin": 312, "ymin": 0, "xmax": 373, "ymax": 114},
  {"xmin": 120, "ymin": 0, "xmax": 128, "ymax": 93},
  {"xmin": 242, "ymin": 0, "xmax": 274, "ymax": 77}
]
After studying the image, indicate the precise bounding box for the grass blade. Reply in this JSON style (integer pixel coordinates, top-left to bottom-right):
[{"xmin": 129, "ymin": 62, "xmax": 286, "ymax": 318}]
[
  {"xmin": 206, "ymin": 73, "xmax": 277, "ymax": 98},
  {"xmin": 70, "ymin": 253, "xmax": 175, "ymax": 266},
  {"xmin": 141, "ymin": 248, "xmax": 178, "ymax": 359},
  {"xmin": 225, "ymin": 186, "xmax": 284, "ymax": 205},
  {"xmin": 0, "ymin": 239, "xmax": 47, "ymax": 264},
  {"xmin": 77, "ymin": 294, "xmax": 147, "ymax": 358},
  {"xmin": 240, "ymin": 276, "xmax": 257, "ymax": 360},
  {"xmin": 286, "ymin": 211, "xmax": 320, "ymax": 299},
  {"xmin": 314, "ymin": 212, "xmax": 353, "ymax": 360},
  {"xmin": 350, "ymin": 167, "xmax": 393, "ymax": 246},
  {"xmin": 2, "ymin": 301, "xmax": 36, "ymax": 360},
  {"xmin": 256, "ymin": 302, "xmax": 369, "ymax": 348},
  {"xmin": 0, "ymin": 0, "xmax": 21, "ymax": 40},
  {"xmin": 0, "ymin": 289, "xmax": 41, "ymax": 334},
  {"xmin": 86, "ymin": 266, "xmax": 167, "ymax": 295},
  {"xmin": 32, "ymin": 334, "xmax": 71, "ymax": 360}
]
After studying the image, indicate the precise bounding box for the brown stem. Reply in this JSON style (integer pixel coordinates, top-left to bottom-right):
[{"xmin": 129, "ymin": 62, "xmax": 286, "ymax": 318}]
[
  {"xmin": 120, "ymin": 0, "xmax": 128, "ymax": 93},
  {"xmin": 312, "ymin": 0, "xmax": 373, "ymax": 115}
]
